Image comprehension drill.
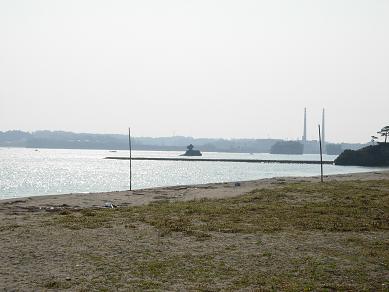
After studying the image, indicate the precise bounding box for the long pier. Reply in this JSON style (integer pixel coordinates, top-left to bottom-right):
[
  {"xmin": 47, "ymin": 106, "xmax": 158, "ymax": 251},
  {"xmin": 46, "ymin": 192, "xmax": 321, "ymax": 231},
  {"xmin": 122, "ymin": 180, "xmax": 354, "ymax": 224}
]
[{"xmin": 105, "ymin": 157, "xmax": 334, "ymax": 165}]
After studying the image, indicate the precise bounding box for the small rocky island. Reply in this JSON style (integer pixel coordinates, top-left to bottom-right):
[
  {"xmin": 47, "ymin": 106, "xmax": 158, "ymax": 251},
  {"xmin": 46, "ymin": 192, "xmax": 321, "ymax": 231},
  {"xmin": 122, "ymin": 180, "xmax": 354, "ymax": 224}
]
[
  {"xmin": 335, "ymin": 143, "xmax": 389, "ymax": 166},
  {"xmin": 181, "ymin": 144, "xmax": 202, "ymax": 156}
]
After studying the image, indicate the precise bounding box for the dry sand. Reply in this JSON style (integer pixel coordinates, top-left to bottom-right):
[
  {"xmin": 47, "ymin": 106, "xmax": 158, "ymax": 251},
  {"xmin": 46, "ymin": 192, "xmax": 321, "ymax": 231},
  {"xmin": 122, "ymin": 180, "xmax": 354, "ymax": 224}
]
[{"xmin": 1, "ymin": 171, "xmax": 388, "ymax": 215}]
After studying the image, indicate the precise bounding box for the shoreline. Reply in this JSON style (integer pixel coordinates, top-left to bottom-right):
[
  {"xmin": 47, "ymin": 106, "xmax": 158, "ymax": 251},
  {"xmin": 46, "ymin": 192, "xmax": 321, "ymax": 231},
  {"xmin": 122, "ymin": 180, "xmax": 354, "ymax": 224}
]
[{"xmin": 1, "ymin": 170, "xmax": 388, "ymax": 214}]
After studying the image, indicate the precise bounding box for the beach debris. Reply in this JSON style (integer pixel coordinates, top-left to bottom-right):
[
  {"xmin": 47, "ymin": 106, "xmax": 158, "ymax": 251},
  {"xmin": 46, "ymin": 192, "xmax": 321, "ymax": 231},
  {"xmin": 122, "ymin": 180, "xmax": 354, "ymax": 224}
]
[
  {"xmin": 3, "ymin": 199, "xmax": 28, "ymax": 205},
  {"xmin": 104, "ymin": 202, "xmax": 117, "ymax": 208},
  {"xmin": 235, "ymin": 182, "xmax": 241, "ymax": 187},
  {"xmin": 153, "ymin": 195, "xmax": 170, "ymax": 200},
  {"xmin": 172, "ymin": 187, "xmax": 188, "ymax": 190}
]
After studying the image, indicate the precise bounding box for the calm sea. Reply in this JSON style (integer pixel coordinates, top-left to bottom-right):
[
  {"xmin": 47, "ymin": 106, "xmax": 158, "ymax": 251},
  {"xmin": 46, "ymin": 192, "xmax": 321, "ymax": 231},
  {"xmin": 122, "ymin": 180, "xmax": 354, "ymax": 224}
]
[{"xmin": 0, "ymin": 147, "xmax": 386, "ymax": 200}]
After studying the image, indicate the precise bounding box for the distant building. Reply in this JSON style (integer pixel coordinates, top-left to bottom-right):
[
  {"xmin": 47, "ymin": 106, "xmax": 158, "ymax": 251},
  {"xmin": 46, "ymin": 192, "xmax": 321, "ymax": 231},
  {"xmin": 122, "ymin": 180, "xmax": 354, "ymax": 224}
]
[
  {"xmin": 302, "ymin": 107, "xmax": 307, "ymax": 142},
  {"xmin": 322, "ymin": 108, "xmax": 326, "ymax": 150}
]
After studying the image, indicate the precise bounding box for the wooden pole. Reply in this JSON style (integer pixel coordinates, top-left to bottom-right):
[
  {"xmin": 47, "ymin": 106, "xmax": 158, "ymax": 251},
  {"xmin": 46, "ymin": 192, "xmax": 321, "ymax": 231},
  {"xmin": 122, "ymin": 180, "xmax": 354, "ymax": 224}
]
[
  {"xmin": 318, "ymin": 125, "xmax": 324, "ymax": 183},
  {"xmin": 129, "ymin": 127, "xmax": 132, "ymax": 191}
]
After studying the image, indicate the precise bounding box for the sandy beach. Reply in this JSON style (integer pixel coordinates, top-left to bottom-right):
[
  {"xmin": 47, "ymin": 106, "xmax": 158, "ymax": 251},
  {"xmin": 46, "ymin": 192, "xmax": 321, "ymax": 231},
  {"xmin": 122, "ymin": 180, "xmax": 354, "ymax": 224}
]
[
  {"xmin": 1, "ymin": 170, "xmax": 389, "ymax": 213},
  {"xmin": 0, "ymin": 171, "xmax": 388, "ymax": 290}
]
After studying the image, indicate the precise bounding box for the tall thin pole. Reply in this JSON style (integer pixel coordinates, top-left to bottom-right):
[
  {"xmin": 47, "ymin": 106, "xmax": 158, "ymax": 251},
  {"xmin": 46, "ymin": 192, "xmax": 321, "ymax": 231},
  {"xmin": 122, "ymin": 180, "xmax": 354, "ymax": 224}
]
[
  {"xmin": 129, "ymin": 127, "xmax": 132, "ymax": 191},
  {"xmin": 318, "ymin": 125, "xmax": 323, "ymax": 183},
  {"xmin": 322, "ymin": 108, "xmax": 325, "ymax": 151}
]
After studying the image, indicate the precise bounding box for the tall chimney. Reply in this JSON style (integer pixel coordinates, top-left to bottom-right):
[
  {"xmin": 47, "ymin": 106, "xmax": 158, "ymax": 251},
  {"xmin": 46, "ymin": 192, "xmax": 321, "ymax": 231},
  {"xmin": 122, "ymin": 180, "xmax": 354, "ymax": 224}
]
[
  {"xmin": 302, "ymin": 107, "xmax": 307, "ymax": 142},
  {"xmin": 322, "ymin": 108, "xmax": 325, "ymax": 148}
]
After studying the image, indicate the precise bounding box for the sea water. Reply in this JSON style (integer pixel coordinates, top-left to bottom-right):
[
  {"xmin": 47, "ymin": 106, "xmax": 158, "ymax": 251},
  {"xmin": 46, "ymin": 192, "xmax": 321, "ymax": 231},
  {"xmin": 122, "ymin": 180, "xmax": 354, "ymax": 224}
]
[{"xmin": 0, "ymin": 147, "xmax": 386, "ymax": 200}]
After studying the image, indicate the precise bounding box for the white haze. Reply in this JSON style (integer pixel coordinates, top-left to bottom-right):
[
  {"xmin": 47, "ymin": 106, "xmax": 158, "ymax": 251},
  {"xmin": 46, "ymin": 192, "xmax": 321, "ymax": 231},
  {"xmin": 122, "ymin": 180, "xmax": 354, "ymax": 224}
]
[{"xmin": 0, "ymin": 0, "xmax": 388, "ymax": 143}]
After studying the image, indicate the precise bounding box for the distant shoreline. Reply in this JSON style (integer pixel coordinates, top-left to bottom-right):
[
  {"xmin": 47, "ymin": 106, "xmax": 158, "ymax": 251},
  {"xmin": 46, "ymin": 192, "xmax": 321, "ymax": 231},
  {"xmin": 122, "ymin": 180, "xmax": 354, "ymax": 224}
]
[{"xmin": 0, "ymin": 130, "xmax": 368, "ymax": 154}]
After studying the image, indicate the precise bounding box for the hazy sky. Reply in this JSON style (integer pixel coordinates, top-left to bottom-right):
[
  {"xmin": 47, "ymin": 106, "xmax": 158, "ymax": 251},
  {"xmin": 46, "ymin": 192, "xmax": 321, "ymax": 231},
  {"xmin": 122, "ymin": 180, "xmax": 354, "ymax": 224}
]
[{"xmin": 0, "ymin": 0, "xmax": 388, "ymax": 143}]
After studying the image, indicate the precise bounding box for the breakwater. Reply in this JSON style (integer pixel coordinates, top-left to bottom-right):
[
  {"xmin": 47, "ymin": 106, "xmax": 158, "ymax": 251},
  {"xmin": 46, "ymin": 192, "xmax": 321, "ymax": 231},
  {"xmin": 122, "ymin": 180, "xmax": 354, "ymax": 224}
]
[{"xmin": 105, "ymin": 157, "xmax": 334, "ymax": 165}]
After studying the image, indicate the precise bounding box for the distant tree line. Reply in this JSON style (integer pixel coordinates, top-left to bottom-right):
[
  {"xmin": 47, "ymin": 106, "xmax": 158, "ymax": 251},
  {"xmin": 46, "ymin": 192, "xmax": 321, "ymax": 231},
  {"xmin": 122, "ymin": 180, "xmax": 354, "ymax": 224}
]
[
  {"xmin": 270, "ymin": 141, "xmax": 304, "ymax": 154},
  {"xmin": 0, "ymin": 130, "xmax": 367, "ymax": 154}
]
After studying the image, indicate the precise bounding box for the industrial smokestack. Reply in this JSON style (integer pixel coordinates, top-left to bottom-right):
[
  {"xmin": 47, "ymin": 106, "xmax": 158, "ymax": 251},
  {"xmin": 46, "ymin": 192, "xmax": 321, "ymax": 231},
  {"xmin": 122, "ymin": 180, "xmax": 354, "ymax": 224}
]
[
  {"xmin": 322, "ymin": 108, "xmax": 325, "ymax": 148},
  {"xmin": 302, "ymin": 108, "xmax": 307, "ymax": 142}
]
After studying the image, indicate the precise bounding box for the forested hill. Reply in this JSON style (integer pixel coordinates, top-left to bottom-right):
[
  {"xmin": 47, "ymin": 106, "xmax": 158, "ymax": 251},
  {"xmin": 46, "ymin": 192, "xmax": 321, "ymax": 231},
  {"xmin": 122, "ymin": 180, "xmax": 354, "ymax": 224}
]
[{"xmin": 335, "ymin": 143, "xmax": 389, "ymax": 166}]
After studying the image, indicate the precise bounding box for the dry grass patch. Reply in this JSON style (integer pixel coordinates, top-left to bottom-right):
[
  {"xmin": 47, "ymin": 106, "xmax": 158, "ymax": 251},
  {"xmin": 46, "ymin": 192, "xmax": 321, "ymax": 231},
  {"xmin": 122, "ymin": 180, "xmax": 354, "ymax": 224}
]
[{"xmin": 108, "ymin": 180, "xmax": 389, "ymax": 235}]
